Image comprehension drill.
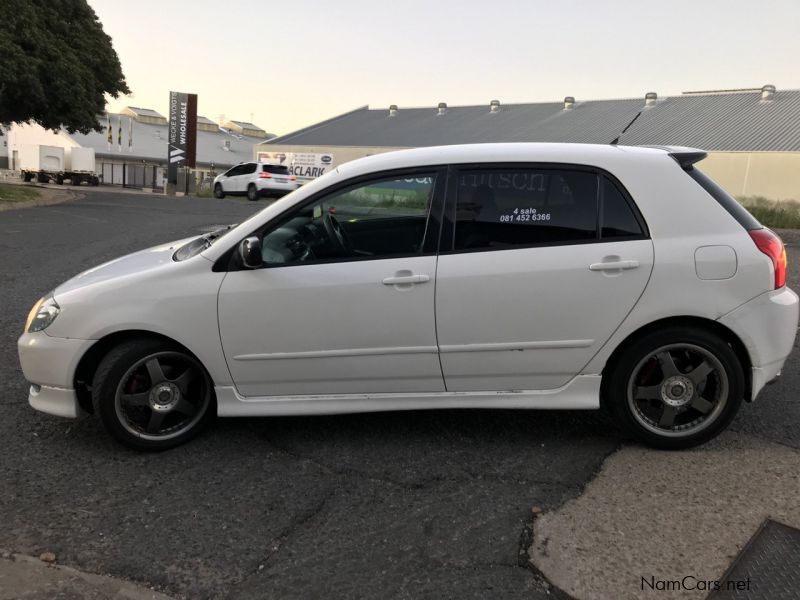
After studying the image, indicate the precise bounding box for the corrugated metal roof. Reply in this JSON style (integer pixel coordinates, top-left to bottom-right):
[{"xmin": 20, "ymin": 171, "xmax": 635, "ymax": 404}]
[
  {"xmin": 617, "ymin": 90, "xmax": 800, "ymax": 151},
  {"xmin": 230, "ymin": 120, "xmax": 264, "ymax": 130},
  {"xmin": 66, "ymin": 114, "xmax": 263, "ymax": 167},
  {"xmin": 267, "ymin": 100, "xmax": 642, "ymax": 146},
  {"xmin": 265, "ymin": 90, "xmax": 800, "ymax": 151},
  {"xmin": 124, "ymin": 106, "xmax": 165, "ymax": 119},
  {"xmin": 196, "ymin": 115, "xmax": 217, "ymax": 125}
]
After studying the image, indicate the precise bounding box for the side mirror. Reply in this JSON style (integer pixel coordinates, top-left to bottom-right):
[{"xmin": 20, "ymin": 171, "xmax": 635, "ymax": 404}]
[{"xmin": 239, "ymin": 236, "xmax": 263, "ymax": 269}]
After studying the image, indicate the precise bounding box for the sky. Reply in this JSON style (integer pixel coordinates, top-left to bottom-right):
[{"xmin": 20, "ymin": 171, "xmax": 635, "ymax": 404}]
[{"xmin": 90, "ymin": 0, "xmax": 800, "ymax": 136}]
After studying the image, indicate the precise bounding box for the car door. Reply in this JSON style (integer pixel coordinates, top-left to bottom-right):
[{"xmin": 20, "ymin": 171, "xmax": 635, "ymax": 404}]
[
  {"xmin": 217, "ymin": 168, "xmax": 446, "ymax": 397},
  {"xmin": 435, "ymin": 165, "xmax": 654, "ymax": 391},
  {"xmin": 236, "ymin": 163, "xmax": 257, "ymax": 192},
  {"xmin": 219, "ymin": 165, "xmax": 242, "ymax": 192}
]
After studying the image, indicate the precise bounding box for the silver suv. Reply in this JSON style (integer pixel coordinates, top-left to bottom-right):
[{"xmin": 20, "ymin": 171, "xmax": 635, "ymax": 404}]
[{"xmin": 213, "ymin": 162, "xmax": 301, "ymax": 201}]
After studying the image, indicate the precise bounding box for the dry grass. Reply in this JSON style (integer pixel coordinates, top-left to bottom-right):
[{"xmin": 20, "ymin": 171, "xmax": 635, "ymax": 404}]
[
  {"xmin": 738, "ymin": 196, "xmax": 800, "ymax": 230},
  {"xmin": 0, "ymin": 183, "xmax": 40, "ymax": 204}
]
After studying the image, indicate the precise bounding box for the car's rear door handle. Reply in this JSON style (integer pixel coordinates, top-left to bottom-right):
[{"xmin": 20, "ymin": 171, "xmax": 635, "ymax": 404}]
[
  {"xmin": 589, "ymin": 259, "xmax": 639, "ymax": 271},
  {"xmin": 382, "ymin": 274, "xmax": 430, "ymax": 285}
]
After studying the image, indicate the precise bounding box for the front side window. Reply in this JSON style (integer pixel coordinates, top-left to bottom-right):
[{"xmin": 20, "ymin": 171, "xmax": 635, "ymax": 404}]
[
  {"xmin": 258, "ymin": 174, "xmax": 437, "ymax": 266},
  {"xmin": 453, "ymin": 168, "xmax": 598, "ymax": 251}
]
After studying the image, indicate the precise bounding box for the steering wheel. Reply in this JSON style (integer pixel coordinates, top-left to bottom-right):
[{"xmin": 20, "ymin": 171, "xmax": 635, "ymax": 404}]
[{"xmin": 322, "ymin": 213, "xmax": 353, "ymax": 254}]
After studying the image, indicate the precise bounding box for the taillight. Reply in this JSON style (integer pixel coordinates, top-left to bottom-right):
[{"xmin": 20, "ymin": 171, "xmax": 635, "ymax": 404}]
[
  {"xmin": 749, "ymin": 228, "xmax": 787, "ymax": 289},
  {"xmin": 289, "ymin": 175, "xmax": 297, "ymax": 181},
  {"xmin": 259, "ymin": 172, "xmax": 272, "ymax": 179}
]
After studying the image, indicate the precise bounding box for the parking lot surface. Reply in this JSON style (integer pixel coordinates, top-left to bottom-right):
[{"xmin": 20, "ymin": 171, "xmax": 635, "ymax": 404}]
[
  {"xmin": 0, "ymin": 190, "xmax": 615, "ymax": 599},
  {"xmin": 1, "ymin": 190, "xmax": 797, "ymax": 599}
]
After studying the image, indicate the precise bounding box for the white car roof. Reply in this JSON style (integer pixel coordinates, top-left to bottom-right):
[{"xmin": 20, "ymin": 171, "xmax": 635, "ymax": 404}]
[{"xmin": 335, "ymin": 143, "xmax": 701, "ymax": 179}]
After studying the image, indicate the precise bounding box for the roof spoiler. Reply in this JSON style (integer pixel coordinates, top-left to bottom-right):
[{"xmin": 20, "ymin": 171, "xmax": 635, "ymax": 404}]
[{"xmin": 668, "ymin": 150, "xmax": 707, "ymax": 171}]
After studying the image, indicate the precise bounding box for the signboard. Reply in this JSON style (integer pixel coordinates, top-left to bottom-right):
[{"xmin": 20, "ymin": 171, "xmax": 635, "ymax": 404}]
[
  {"xmin": 167, "ymin": 91, "xmax": 198, "ymax": 184},
  {"xmin": 257, "ymin": 151, "xmax": 334, "ymax": 179}
]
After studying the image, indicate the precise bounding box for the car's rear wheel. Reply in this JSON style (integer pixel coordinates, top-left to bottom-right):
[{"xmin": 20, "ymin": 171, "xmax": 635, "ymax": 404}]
[
  {"xmin": 605, "ymin": 327, "xmax": 744, "ymax": 449},
  {"xmin": 246, "ymin": 184, "xmax": 258, "ymax": 201},
  {"xmin": 214, "ymin": 183, "xmax": 225, "ymax": 199},
  {"xmin": 92, "ymin": 339, "xmax": 214, "ymax": 451}
]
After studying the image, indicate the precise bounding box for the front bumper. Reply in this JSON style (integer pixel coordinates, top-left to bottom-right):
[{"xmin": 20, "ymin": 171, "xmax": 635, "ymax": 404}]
[
  {"xmin": 18, "ymin": 332, "xmax": 96, "ymax": 418},
  {"xmin": 718, "ymin": 287, "xmax": 799, "ymax": 400}
]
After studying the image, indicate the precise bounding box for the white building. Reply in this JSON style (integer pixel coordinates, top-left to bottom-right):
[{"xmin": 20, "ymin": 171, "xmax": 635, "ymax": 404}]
[{"xmin": 6, "ymin": 108, "xmax": 275, "ymax": 189}]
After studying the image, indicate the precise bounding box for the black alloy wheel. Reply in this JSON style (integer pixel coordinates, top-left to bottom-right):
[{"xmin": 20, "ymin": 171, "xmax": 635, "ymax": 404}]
[{"xmin": 93, "ymin": 339, "xmax": 214, "ymax": 451}]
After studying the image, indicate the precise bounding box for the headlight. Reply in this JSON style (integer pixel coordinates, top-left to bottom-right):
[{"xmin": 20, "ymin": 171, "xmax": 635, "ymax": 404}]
[{"xmin": 24, "ymin": 295, "xmax": 60, "ymax": 333}]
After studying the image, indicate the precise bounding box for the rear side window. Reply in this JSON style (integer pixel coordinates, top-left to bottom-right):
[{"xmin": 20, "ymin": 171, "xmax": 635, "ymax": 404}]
[
  {"xmin": 687, "ymin": 168, "xmax": 761, "ymax": 230},
  {"xmin": 262, "ymin": 164, "xmax": 290, "ymax": 175},
  {"xmin": 453, "ymin": 168, "xmax": 598, "ymax": 250},
  {"xmin": 601, "ymin": 177, "xmax": 643, "ymax": 238}
]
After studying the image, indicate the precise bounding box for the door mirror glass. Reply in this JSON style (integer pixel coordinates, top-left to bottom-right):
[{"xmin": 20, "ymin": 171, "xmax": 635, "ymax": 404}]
[{"xmin": 239, "ymin": 236, "xmax": 263, "ymax": 268}]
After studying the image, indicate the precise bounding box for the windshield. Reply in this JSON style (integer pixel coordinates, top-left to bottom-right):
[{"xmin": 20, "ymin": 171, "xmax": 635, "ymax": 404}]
[{"xmin": 173, "ymin": 225, "xmax": 236, "ymax": 261}]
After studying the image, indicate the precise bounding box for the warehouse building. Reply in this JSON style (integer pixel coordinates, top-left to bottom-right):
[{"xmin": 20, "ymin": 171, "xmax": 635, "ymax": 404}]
[
  {"xmin": 6, "ymin": 109, "xmax": 274, "ymax": 190},
  {"xmin": 259, "ymin": 85, "xmax": 800, "ymax": 201}
]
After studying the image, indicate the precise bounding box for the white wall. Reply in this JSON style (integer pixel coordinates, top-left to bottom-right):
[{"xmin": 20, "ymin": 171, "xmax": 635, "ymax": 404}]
[
  {"xmin": 702, "ymin": 152, "xmax": 800, "ymax": 201},
  {"xmin": 6, "ymin": 123, "xmax": 79, "ymax": 170},
  {"xmin": 0, "ymin": 126, "xmax": 8, "ymax": 158}
]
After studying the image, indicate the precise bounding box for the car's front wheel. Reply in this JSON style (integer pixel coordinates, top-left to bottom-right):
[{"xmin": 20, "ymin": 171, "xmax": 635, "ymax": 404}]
[
  {"xmin": 246, "ymin": 184, "xmax": 259, "ymax": 201},
  {"xmin": 605, "ymin": 326, "xmax": 744, "ymax": 449},
  {"xmin": 92, "ymin": 338, "xmax": 214, "ymax": 451},
  {"xmin": 214, "ymin": 183, "xmax": 225, "ymax": 199}
]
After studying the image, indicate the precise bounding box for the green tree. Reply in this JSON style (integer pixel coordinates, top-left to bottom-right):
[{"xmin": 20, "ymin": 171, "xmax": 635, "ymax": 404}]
[{"xmin": 0, "ymin": 0, "xmax": 129, "ymax": 133}]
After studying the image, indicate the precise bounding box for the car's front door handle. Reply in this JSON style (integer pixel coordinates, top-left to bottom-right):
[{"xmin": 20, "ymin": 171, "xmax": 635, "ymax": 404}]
[
  {"xmin": 382, "ymin": 274, "xmax": 430, "ymax": 285},
  {"xmin": 589, "ymin": 259, "xmax": 639, "ymax": 271}
]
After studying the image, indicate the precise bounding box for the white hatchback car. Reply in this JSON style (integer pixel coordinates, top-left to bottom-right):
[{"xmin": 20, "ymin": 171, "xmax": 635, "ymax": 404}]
[
  {"xmin": 19, "ymin": 144, "xmax": 798, "ymax": 451},
  {"xmin": 213, "ymin": 161, "xmax": 300, "ymax": 201}
]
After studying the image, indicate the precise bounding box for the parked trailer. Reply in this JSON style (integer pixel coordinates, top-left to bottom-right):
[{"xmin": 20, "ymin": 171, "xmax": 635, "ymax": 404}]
[
  {"xmin": 63, "ymin": 147, "xmax": 99, "ymax": 186},
  {"xmin": 19, "ymin": 144, "xmax": 99, "ymax": 186}
]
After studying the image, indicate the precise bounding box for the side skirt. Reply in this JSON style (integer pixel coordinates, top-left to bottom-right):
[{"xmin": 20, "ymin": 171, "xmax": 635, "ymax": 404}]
[{"xmin": 215, "ymin": 375, "xmax": 602, "ymax": 417}]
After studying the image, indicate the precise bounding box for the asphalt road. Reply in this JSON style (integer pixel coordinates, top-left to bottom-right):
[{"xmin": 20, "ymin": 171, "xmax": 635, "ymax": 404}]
[{"xmin": 0, "ymin": 190, "xmax": 797, "ymax": 599}]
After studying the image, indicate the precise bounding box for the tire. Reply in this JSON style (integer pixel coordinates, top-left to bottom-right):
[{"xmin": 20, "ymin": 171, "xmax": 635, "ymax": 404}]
[
  {"xmin": 92, "ymin": 338, "xmax": 214, "ymax": 451},
  {"xmin": 56, "ymin": 175, "xmax": 64, "ymax": 185},
  {"xmin": 214, "ymin": 183, "xmax": 225, "ymax": 199},
  {"xmin": 72, "ymin": 175, "xmax": 82, "ymax": 186},
  {"xmin": 23, "ymin": 172, "xmax": 32, "ymax": 182},
  {"xmin": 37, "ymin": 172, "xmax": 49, "ymax": 183},
  {"xmin": 605, "ymin": 326, "xmax": 744, "ymax": 450},
  {"xmin": 90, "ymin": 176, "xmax": 99, "ymax": 186},
  {"xmin": 247, "ymin": 184, "xmax": 259, "ymax": 201}
]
